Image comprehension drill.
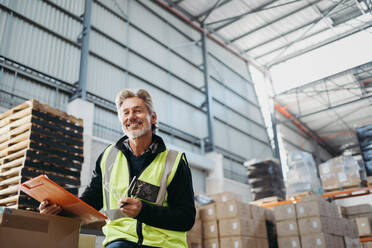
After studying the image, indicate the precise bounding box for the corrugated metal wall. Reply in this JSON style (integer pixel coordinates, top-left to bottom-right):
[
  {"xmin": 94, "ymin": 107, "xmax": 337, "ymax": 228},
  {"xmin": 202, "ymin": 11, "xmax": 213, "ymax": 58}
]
[{"xmin": 0, "ymin": 0, "xmax": 272, "ymax": 185}]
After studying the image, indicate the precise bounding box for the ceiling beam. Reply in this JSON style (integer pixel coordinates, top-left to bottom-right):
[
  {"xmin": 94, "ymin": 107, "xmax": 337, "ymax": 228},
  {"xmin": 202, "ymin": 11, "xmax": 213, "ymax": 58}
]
[
  {"xmin": 243, "ymin": 0, "xmax": 351, "ymax": 53},
  {"xmin": 192, "ymin": 0, "xmax": 232, "ymax": 21},
  {"xmin": 152, "ymin": 0, "xmax": 267, "ymax": 73},
  {"xmin": 277, "ymin": 61, "xmax": 372, "ymax": 96},
  {"xmin": 200, "ymin": 0, "xmax": 223, "ymax": 23},
  {"xmin": 281, "ymin": 93, "xmax": 372, "ymax": 121},
  {"xmin": 207, "ymin": 0, "xmax": 278, "ymax": 30},
  {"xmin": 229, "ymin": 0, "xmax": 323, "ymax": 44},
  {"xmin": 275, "ymin": 102, "xmax": 339, "ymax": 155},
  {"xmin": 267, "ymin": 20, "xmax": 372, "ymax": 67}
]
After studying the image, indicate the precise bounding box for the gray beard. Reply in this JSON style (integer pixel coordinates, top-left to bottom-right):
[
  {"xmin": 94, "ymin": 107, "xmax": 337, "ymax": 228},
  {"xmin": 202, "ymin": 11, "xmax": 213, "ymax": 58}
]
[{"xmin": 123, "ymin": 126, "xmax": 151, "ymax": 139}]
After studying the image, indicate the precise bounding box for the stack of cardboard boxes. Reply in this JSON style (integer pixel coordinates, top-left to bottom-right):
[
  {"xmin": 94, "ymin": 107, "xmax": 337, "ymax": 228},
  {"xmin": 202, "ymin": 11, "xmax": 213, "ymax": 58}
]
[
  {"xmin": 200, "ymin": 192, "xmax": 269, "ymax": 248},
  {"xmin": 341, "ymin": 204, "xmax": 372, "ymax": 237},
  {"xmin": 319, "ymin": 156, "xmax": 361, "ymax": 191},
  {"xmin": 275, "ymin": 196, "xmax": 360, "ymax": 248},
  {"xmin": 187, "ymin": 205, "xmax": 203, "ymax": 248}
]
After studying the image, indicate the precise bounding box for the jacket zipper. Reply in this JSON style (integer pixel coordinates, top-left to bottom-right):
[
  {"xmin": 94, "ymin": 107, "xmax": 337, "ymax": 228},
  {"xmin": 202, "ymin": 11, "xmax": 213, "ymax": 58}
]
[{"xmin": 137, "ymin": 220, "xmax": 144, "ymax": 246}]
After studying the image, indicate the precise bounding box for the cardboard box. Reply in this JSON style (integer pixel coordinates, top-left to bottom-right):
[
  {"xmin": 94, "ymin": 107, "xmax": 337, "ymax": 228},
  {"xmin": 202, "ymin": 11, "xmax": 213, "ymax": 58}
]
[
  {"xmin": 208, "ymin": 192, "xmax": 242, "ymax": 203},
  {"xmin": 278, "ymin": 236, "xmax": 301, "ymax": 248},
  {"xmin": 187, "ymin": 219, "xmax": 202, "ymax": 242},
  {"xmin": 251, "ymin": 204, "xmax": 266, "ymax": 221},
  {"xmin": 219, "ymin": 236, "xmax": 256, "ymax": 248},
  {"xmin": 301, "ymin": 233, "xmax": 343, "ymax": 248},
  {"xmin": 298, "ymin": 217, "xmax": 343, "ymax": 236},
  {"xmin": 265, "ymin": 208, "xmax": 275, "ymax": 222},
  {"xmin": 341, "ymin": 172, "xmax": 361, "ymax": 187},
  {"xmin": 341, "ymin": 218, "xmax": 359, "ymax": 238},
  {"xmin": 219, "ymin": 218, "xmax": 267, "ymax": 238},
  {"xmin": 274, "ymin": 203, "xmax": 296, "ymax": 221},
  {"xmin": 256, "ymin": 238, "xmax": 269, "ymax": 248},
  {"xmin": 296, "ymin": 199, "xmax": 338, "ymax": 219},
  {"xmin": 187, "ymin": 239, "xmax": 202, "ymax": 248},
  {"xmin": 320, "ymin": 174, "xmax": 340, "ymax": 190},
  {"xmin": 276, "ymin": 219, "xmax": 299, "ymax": 237},
  {"xmin": 346, "ymin": 204, "xmax": 372, "ymax": 216},
  {"xmin": 204, "ymin": 238, "xmax": 219, "ymax": 248},
  {"xmin": 203, "ymin": 220, "xmax": 219, "ymax": 239},
  {"xmin": 363, "ymin": 242, "xmax": 372, "ymax": 248},
  {"xmin": 78, "ymin": 234, "xmax": 96, "ymax": 248},
  {"xmin": 356, "ymin": 217, "xmax": 372, "ymax": 236},
  {"xmin": 216, "ymin": 200, "xmax": 251, "ymax": 220},
  {"xmin": 0, "ymin": 208, "xmax": 80, "ymax": 248},
  {"xmin": 344, "ymin": 236, "xmax": 361, "ymax": 248},
  {"xmin": 338, "ymin": 206, "xmax": 347, "ymax": 218},
  {"xmin": 195, "ymin": 207, "xmax": 200, "ymax": 220},
  {"xmin": 200, "ymin": 204, "xmax": 217, "ymax": 221}
]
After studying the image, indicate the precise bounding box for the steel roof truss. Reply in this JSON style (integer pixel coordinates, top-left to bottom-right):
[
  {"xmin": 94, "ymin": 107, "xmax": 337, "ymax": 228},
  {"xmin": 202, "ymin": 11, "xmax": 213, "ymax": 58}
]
[{"xmin": 229, "ymin": 0, "xmax": 323, "ymax": 43}]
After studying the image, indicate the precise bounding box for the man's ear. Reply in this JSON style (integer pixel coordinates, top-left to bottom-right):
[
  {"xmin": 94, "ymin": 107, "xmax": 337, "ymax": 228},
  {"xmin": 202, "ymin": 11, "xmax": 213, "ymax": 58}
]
[{"xmin": 151, "ymin": 112, "xmax": 157, "ymax": 124}]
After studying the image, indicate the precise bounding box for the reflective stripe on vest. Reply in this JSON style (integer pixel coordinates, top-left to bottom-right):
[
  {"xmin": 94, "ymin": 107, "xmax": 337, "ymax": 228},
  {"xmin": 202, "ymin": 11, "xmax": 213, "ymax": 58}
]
[{"xmin": 103, "ymin": 146, "xmax": 179, "ymax": 220}]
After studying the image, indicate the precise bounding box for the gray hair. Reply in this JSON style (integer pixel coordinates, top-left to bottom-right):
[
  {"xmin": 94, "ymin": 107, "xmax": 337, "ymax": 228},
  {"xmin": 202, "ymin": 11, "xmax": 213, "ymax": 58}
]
[{"xmin": 115, "ymin": 89, "xmax": 157, "ymax": 133}]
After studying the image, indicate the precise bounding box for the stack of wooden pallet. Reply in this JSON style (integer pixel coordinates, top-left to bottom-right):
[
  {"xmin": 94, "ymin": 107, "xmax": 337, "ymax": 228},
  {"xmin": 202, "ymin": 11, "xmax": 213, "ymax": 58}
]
[{"xmin": 0, "ymin": 99, "xmax": 83, "ymax": 211}]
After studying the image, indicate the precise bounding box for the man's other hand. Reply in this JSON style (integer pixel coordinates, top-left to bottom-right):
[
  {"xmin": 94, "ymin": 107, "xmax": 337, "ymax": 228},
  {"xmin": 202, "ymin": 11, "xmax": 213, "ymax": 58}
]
[
  {"xmin": 119, "ymin": 197, "xmax": 142, "ymax": 218},
  {"xmin": 39, "ymin": 200, "xmax": 62, "ymax": 215}
]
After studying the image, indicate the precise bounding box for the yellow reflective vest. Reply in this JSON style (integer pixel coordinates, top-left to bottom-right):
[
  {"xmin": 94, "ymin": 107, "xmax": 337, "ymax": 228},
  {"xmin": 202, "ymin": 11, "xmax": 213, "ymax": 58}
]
[{"xmin": 100, "ymin": 145, "xmax": 188, "ymax": 247}]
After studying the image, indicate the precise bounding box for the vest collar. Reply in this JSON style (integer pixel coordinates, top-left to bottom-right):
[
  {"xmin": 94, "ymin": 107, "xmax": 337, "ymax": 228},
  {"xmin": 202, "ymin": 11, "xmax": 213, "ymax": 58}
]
[{"xmin": 115, "ymin": 134, "xmax": 166, "ymax": 156}]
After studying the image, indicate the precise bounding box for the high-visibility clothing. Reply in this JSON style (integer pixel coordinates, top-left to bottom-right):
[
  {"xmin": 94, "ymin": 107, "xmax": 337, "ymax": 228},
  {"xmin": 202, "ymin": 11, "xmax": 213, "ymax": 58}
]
[{"xmin": 100, "ymin": 145, "xmax": 187, "ymax": 247}]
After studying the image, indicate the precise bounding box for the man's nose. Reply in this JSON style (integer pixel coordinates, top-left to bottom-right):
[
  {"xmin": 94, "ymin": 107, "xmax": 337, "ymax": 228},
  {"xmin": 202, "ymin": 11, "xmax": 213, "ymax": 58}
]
[{"xmin": 127, "ymin": 111, "xmax": 137, "ymax": 120}]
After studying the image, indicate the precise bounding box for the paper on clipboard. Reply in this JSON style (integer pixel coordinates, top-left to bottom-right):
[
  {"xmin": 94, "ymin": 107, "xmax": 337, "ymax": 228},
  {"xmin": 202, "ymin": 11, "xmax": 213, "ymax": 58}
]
[{"xmin": 20, "ymin": 175, "xmax": 107, "ymax": 224}]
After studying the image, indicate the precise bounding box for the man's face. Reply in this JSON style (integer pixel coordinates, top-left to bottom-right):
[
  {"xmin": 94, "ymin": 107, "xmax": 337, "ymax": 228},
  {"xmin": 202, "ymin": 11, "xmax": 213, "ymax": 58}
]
[{"xmin": 119, "ymin": 97, "xmax": 156, "ymax": 139}]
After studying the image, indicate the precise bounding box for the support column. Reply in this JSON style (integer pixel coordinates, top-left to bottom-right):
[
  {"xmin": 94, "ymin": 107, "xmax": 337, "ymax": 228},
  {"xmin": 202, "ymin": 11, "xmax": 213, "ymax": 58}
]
[
  {"xmin": 201, "ymin": 26, "xmax": 215, "ymax": 152},
  {"xmin": 265, "ymin": 71, "xmax": 282, "ymax": 171},
  {"xmin": 67, "ymin": 99, "xmax": 94, "ymax": 195},
  {"xmin": 205, "ymin": 152, "xmax": 224, "ymax": 194},
  {"xmin": 74, "ymin": 0, "xmax": 92, "ymax": 101}
]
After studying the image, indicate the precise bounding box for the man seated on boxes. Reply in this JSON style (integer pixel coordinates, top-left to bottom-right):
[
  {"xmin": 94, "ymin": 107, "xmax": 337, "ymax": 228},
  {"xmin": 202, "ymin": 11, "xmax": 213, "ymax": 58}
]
[{"xmin": 39, "ymin": 89, "xmax": 196, "ymax": 248}]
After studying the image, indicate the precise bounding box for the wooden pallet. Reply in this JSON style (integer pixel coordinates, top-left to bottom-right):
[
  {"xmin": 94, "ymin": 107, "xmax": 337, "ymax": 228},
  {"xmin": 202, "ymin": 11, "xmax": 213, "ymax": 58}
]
[
  {"xmin": 31, "ymin": 99, "xmax": 83, "ymax": 127},
  {"xmin": 0, "ymin": 102, "xmax": 32, "ymax": 128},
  {"xmin": 286, "ymin": 191, "xmax": 314, "ymax": 200},
  {"xmin": 0, "ymin": 100, "xmax": 83, "ymax": 210},
  {"xmin": 367, "ymin": 176, "xmax": 372, "ymax": 186},
  {"xmin": 0, "ymin": 139, "xmax": 30, "ymax": 158},
  {"xmin": 250, "ymin": 196, "xmax": 283, "ymax": 206},
  {"xmin": 0, "ymin": 148, "xmax": 28, "ymax": 166},
  {"xmin": 0, "ymin": 122, "xmax": 32, "ymax": 144},
  {"xmin": 324, "ymin": 184, "xmax": 361, "ymax": 193}
]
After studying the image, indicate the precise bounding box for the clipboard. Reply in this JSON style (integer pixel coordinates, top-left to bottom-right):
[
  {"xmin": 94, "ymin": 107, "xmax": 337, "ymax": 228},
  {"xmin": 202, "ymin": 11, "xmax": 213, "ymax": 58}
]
[{"xmin": 20, "ymin": 175, "xmax": 107, "ymax": 224}]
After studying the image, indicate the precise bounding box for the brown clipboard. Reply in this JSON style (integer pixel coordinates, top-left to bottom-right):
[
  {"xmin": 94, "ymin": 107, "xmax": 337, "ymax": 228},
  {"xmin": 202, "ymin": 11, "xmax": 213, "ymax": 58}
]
[{"xmin": 20, "ymin": 175, "xmax": 107, "ymax": 224}]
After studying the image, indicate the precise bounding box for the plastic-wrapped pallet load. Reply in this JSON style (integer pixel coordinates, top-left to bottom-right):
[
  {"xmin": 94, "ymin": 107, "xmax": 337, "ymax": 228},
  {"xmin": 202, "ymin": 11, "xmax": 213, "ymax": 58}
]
[
  {"xmin": 245, "ymin": 159, "xmax": 285, "ymax": 200},
  {"xmin": 356, "ymin": 124, "xmax": 372, "ymax": 176},
  {"xmin": 319, "ymin": 155, "xmax": 361, "ymax": 191},
  {"xmin": 286, "ymin": 151, "xmax": 321, "ymax": 198}
]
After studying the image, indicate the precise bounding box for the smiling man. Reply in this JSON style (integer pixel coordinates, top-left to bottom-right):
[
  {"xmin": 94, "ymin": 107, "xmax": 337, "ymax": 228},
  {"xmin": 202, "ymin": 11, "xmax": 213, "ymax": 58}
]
[{"xmin": 40, "ymin": 89, "xmax": 196, "ymax": 248}]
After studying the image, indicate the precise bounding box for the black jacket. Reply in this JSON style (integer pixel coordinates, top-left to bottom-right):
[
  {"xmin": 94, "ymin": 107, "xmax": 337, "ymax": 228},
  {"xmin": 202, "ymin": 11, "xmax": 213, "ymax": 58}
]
[{"xmin": 80, "ymin": 134, "xmax": 196, "ymax": 232}]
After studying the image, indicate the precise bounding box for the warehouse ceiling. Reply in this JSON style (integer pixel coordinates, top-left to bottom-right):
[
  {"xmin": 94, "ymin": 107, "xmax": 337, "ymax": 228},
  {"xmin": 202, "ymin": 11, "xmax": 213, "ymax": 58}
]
[
  {"xmin": 275, "ymin": 61, "xmax": 372, "ymax": 157},
  {"xmin": 155, "ymin": 0, "xmax": 372, "ymax": 70},
  {"xmin": 154, "ymin": 0, "xmax": 372, "ymax": 158}
]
